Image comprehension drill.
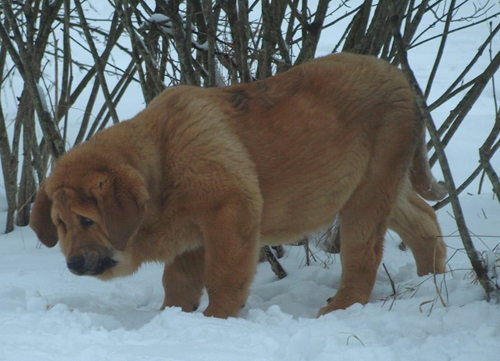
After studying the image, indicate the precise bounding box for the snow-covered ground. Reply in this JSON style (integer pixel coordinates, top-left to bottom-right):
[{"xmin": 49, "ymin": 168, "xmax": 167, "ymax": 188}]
[
  {"xmin": 1, "ymin": 1, "xmax": 499, "ymax": 360},
  {"xmin": 0, "ymin": 194, "xmax": 499, "ymax": 361}
]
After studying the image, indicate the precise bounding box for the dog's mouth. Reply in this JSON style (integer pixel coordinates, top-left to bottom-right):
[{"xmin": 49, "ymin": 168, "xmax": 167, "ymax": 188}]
[
  {"xmin": 90, "ymin": 256, "xmax": 118, "ymax": 275},
  {"xmin": 67, "ymin": 254, "xmax": 118, "ymax": 276}
]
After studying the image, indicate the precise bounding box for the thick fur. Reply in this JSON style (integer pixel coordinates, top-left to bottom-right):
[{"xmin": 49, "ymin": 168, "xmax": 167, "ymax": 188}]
[{"xmin": 30, "ymin": 53, "xmax": 447, "ymax": 318}]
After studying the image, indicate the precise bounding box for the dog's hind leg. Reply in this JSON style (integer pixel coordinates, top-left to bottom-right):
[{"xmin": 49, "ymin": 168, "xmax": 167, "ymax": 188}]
[
  {"xmin": 389, "ymin": 179, "xmax": 446, "ymax": 276},
  {"xmin": 318, "ymin": 184, "xmax": 393, "ymax": 315},
  {"xmin": 318, "ymin": 130, "xmax": 411, "ymax": 316},
  {"xmin": 161, "ymin": 247, "xmax": 205, "ymax": 312}
]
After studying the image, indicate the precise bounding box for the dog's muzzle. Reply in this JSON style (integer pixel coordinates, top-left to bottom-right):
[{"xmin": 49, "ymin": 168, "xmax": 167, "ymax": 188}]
[{"xmin": 67, "ymin": 253, "xmax": 117, "ymax": 276}]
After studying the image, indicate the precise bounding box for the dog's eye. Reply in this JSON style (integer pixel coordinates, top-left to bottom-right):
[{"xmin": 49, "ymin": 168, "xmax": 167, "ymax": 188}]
[{"xmin": 79, "ymin": 216, "xmax": 94, "ymax": 227}]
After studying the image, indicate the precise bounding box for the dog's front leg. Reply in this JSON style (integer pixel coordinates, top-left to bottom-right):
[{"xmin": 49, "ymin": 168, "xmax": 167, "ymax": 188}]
[
  {"xmin": 161, "ymin": 247, "xmax": 205, "ymax": 312},
  {"xmin": 200, "ymin": 196, "xmax": 260, "ymax": 319}
]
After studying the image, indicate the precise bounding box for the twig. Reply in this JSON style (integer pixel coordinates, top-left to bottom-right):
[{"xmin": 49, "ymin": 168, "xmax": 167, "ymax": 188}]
[
  {"xmin": 382, "ymin": 263, "xmax": 397, "ymax": 296},
  {"xmin": 479, "ymin": 111, "xmax": 500, "ymax": 201},
  {"xmin": 304, "ymin": 236, "xmax": 311, "ymax": 266},
  {"xmin": 261, "ymin": 246, "xmax": 287, "ymax": 279}
]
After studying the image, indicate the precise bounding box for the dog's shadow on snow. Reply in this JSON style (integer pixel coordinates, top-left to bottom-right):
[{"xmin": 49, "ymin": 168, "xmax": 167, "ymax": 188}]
[
  {"xmin": 49, "ymin": 293, "xmax": 163, "ymax": 331},
  {"xmin": 48, "ymin": 258, "xmax": 341, "ymax": 328},
  {"xmin": 47, "ymin": 272, "xmax": 167, "ymax": 331}
]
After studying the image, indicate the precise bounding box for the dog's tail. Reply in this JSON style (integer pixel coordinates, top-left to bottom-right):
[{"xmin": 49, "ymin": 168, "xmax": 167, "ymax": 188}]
[{"xmin": 410, "ymin": 122, "xmax": 448, "ymax": 202}]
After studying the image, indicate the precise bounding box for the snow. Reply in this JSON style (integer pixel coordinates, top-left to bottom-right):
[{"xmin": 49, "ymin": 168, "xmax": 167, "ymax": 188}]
[
  {"xmin": 1, "ymin": 1, "xmax": 499, "ymax": 360},
  {"xmin": 147, "ymin": 14, "xmax": 171, "ymax": 24},
  {"xmin": 0, "ymin": 196, "xmax": 499, "ymax": 361},
  {"xmin": 146, "ymin": 11, "xmax": 209, "ymax": 60},
  {"xmin": 193, "ymin": 40, "xmax": 209, "ymax": 52},
  {"xmin": 144, "ymin": 14, "xmax": 174, "ymax": 38},
  {"xmin": 36, "ymin": 83, "xmax": 49, "ymax": 112}
]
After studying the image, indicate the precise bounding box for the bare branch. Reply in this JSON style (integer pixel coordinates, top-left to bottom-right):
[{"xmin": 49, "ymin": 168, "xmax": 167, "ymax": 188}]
[
  {"xmin": 74, "ymin": 0, "xmax": 120, "ymax": 124},
  {"xmin": 424, "ymin": 0, "xmax": 456, "ymax": 99},
  {"xmin": 0, "ymin": 0, "xmax": 65, "ymax": 158},
  {"xmin": 429, "ymin": 50, "xmax": 500, "ymax": 165},
  {"xmin": 389, "ymin": 7, "xmax": 500, "ymax": 301}
]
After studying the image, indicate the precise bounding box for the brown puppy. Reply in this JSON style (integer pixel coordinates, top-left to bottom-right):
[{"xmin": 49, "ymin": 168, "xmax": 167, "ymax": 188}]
[{"xmin": 30, "ymin": 53, "xmax": 447, "ymax": 318}]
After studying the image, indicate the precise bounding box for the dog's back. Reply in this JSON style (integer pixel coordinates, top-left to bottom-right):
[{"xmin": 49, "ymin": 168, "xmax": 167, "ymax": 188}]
[{"xmin": 214, "ymin": 54, "xmax": 418, "ymax": 243}]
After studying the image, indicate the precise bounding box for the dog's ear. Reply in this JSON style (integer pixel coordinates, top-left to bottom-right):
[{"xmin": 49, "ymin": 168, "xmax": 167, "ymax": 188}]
[
  {"xmin": 94, "ymin": 169, "xmax": 149, "ymax": 251},
  {"xmin": 30, "ymin": 183, "xmax": 58, "ymax": 247}
]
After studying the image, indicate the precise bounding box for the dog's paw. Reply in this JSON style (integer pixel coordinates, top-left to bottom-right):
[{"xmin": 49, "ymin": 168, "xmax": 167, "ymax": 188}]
[{"xmin": 317, "ymin": 295, "xmax": 363, "ymax": 317}]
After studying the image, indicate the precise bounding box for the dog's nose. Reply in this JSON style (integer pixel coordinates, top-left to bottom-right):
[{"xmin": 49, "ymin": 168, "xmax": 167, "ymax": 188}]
[{"xmin": 67, "ymin": 255, "xmax": 86, "ymax": 275}]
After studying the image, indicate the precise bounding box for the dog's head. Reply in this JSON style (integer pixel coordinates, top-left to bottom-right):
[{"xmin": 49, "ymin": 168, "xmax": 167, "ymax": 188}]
[{"xmin": 30, "ymin": 152, "xmax": 149, "ymax": 280}]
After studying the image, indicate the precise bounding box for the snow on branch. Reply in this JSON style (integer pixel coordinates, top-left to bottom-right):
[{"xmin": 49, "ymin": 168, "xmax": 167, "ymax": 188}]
[
  {"xmin": 36, "ymin": 83, "xmax": 50, "ymax": 112},
  {"xmin": 145, "ymin": 14, "xmax": 174, "ymax": 37}
]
